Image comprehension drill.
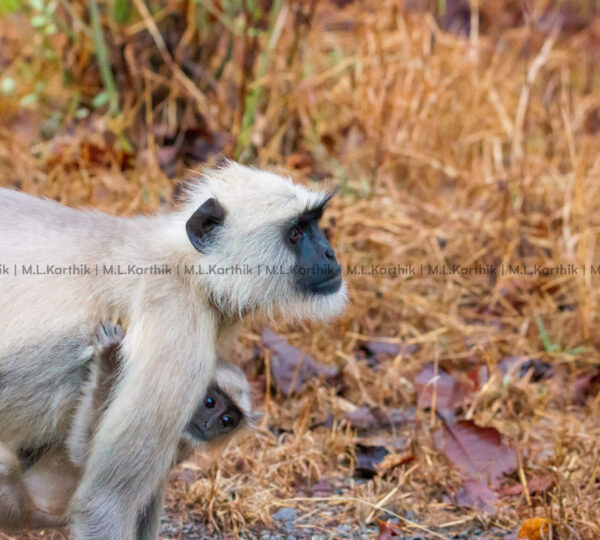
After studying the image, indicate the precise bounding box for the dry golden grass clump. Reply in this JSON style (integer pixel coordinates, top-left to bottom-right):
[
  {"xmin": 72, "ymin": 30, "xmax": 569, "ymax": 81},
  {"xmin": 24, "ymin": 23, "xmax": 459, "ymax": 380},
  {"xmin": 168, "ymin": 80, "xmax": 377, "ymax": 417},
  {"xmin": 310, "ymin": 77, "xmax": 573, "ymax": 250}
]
[{"xmin": 1, "ymin": 1, "xmax": 600, "ymax": 538}]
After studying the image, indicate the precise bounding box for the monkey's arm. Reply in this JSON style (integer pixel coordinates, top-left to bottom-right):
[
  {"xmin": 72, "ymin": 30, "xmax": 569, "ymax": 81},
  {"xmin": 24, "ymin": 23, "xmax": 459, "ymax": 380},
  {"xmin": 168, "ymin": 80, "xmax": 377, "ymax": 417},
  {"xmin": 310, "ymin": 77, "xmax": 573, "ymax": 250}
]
[
  {"xmin": 69, "ymin": 303, "xmax": 217, "ymax": 540},
  {"xmin": 67, "ymin": 323, "xmax": 124, "ymax": 467},
  {"xmin": 90, "ymin": 322, "xmax": 123, "ymax": 407}
]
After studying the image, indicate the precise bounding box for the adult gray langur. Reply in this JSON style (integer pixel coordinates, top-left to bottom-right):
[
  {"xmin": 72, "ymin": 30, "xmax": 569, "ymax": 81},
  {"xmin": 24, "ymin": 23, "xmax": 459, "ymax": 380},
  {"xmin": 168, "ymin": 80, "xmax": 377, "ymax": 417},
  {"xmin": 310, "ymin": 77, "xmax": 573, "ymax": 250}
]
[
  {"xmin": 0, "ymin": 322, "xmax": 254, "ymax": 536},
  {"xmin": 0, "ymin": 161, "xmax": 347, "ymax": 539}
]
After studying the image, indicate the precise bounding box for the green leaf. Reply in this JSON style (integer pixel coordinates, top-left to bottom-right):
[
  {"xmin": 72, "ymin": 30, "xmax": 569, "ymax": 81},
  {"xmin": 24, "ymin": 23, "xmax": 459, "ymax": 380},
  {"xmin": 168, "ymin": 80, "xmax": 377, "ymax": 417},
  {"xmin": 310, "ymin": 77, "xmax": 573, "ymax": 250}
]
[
  {"xmin": 535, "ymin": 314, "xmax": 559, "ymax": 353},
  {"xmin": 92, "ymin": 91, "xmax": 110, "ymax": 107},
  {"xmin": 113, "ymin": 0, "xmax": 131, "ymax": 23}
]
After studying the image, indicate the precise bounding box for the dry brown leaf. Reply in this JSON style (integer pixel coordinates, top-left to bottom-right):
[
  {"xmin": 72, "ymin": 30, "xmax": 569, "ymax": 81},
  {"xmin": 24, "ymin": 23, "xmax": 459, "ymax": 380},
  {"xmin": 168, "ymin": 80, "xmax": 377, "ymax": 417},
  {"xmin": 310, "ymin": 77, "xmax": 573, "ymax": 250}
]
[
  {"xmin": 518, "ymin": 517, "xmax": 551, "ymax": 540},
  {"xmin": 377, "ymin": 452, "xmax": 416, "ymax": 472}
]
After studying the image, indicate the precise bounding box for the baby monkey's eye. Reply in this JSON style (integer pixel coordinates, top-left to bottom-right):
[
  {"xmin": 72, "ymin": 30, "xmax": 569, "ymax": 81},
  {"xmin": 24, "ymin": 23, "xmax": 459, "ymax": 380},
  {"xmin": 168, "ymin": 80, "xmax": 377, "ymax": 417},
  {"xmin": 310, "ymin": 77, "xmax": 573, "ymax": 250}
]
[
  {"xmin": 221, "ymin": 415, "xmax": 234, "ymax": 428},
  {"xmin": 204, "ymin": 396, "xmax": 215, "ymax": 409},
  {"xmin": 288, "ymin": 226, "xmax": 303, "ymax": 245}
]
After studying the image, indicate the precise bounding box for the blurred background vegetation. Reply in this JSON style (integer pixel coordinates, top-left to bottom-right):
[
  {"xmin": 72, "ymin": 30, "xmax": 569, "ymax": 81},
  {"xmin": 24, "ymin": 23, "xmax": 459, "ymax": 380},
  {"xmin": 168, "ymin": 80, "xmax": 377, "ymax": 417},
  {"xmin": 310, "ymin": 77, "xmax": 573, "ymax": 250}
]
[{"xmin": 2, "ymin": 1, "xmax": 600, "ymax": 539}]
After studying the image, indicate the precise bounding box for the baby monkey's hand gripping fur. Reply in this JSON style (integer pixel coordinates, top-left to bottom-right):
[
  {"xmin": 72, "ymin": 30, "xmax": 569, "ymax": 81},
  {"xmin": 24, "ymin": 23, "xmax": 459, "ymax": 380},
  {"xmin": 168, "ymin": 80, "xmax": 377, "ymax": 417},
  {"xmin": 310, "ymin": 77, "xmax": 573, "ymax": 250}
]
[{"xmin": 0, "ymin": 323, "xmax": 254, "ymax": 535}]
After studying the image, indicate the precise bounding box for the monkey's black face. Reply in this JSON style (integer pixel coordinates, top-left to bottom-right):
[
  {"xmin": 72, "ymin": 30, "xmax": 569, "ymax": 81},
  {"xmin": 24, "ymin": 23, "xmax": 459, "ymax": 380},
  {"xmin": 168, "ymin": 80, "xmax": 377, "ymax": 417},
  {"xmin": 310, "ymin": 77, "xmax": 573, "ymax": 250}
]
[
  {"xmin": 186, "ymin": 385, "xmax": 243, "ymax": 442},
  {"xmin": 285, "ymin": 202, "xmax": 342, "ymax": 296}
]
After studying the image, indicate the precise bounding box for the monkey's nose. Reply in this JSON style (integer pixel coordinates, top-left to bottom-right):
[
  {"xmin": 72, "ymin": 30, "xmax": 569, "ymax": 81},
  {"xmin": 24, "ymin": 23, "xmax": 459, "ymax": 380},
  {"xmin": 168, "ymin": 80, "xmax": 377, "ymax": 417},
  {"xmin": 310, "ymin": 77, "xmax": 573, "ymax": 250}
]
[{"xmin": 325, "ymin": 248, "xmax": 335, "ymax": 260}]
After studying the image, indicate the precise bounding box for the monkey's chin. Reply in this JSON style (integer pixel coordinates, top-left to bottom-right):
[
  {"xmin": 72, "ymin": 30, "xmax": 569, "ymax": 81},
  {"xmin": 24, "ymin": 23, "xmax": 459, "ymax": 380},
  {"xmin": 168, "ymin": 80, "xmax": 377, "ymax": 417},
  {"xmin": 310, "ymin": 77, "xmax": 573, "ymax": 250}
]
[{"xmin": 275, "ymin": 280, "xmax": 349, "ymax": 323}]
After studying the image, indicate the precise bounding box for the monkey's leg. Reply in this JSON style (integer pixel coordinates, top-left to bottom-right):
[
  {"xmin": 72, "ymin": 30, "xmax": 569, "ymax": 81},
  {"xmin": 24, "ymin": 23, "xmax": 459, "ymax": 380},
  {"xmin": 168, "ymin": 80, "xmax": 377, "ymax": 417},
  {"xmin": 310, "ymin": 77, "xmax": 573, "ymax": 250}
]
[
  {"xmin": 0, "ymin": 443, "xmax": 65, "ymax": 532},
  {"xmin": 68, "ymin": 306, "xmax": 217, "ymax": 540},
  {"xmin": 135, "ymin": 483, "xmax": 166, "ymax": 540},
  {"xmin": 0, "ymin": 442, "xmax": 32, "ymax": 532},
  {"xmin": 21, "ymin": 450, "xmax": 78, "ymax": 530}
]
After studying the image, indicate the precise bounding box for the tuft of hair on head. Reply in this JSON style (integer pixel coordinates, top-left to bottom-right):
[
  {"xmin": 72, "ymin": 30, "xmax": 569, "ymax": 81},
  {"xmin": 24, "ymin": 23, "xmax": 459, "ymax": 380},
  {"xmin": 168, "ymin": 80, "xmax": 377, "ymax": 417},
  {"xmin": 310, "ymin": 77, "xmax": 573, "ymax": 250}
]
[{"xmin": 213, "ymin": 358, "xmax": 253, "ymax": 424}]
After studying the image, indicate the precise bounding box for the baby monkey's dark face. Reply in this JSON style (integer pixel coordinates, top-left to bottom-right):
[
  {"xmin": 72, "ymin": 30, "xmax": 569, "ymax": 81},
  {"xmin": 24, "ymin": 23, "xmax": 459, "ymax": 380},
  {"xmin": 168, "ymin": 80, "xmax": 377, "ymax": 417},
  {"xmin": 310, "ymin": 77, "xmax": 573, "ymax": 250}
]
[{"xmin": 186, "ymin": 385, "xmax": 243, "ymax": 442}]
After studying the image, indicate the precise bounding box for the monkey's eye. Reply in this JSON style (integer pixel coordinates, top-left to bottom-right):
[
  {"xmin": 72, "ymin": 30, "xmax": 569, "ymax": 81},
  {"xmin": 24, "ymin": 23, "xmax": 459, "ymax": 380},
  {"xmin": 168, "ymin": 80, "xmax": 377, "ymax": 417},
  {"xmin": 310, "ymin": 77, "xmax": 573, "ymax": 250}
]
[
  {"xmin": 204, "ymin": 396, "xmax": 216, "ymax": 409},
  {"xmin": 221, "ymin": 415, "xmax": 234, "ymax": 429},
  {"xmin": 288, "ymin": 226, "xmax": 303, "ymax": 245}
]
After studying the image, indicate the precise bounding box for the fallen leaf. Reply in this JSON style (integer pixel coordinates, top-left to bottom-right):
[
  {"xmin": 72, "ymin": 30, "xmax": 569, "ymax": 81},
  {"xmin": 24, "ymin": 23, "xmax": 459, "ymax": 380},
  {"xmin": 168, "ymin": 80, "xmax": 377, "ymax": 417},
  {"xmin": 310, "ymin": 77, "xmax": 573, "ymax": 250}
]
[
  {"xmin": 377, "ymin": 452, "xmax": 416, "ymax": 473},
  {"xmin": 573, "ymin": 370, "xmax": 600, "ymax": 405},
  {"xmin": 415, "ymin": 363, "xmax": 469, "ymax": 414},
  {"xmin": 261, "ymin": 328, "xmax": 339, "ymax": 396},
  {"xmin": 500, "ymin": 475, "xmax": 555, "ymax": 497},
  {"xmin": 354, "ymin": 443, "xmax": 389, "ymax": 479},
  {"xmin": 467, "ymin": 365, "xmax": 489, "ymax": 391},
  {"xmin": 309, "ymin": 479, "xmax": 334, "ymax": 496},
  {"xmin": 434, "ymin": 420, "xmax": 517, "ymax": 485},
  {"xmin": 455, "ymin": 479, "xmax": 498, "ymax": 510},
  {"xmin": 434, "ymin": 420, "xmax": 517, "ymax": 510},
  {"xmin": 498, "ymin": 357, "xmax": 553, "ymax": 381},
  {"xmin": 344, "ymin": 406, "xmax": 386, "ymax": 430},
  {"xmin": 518, "ymin": 517, "xmax": 551, "ymax": 540},
  {"xmin": 377, "ymin": 519, "xmax": 402, "ymax": 539},
  {"xmin": 358, "ymin": 341, "xmax": 419, "ymax": 368},
  {"xmin": 341, "ymin": 403, "xmax": 411, "ymax": 431}
]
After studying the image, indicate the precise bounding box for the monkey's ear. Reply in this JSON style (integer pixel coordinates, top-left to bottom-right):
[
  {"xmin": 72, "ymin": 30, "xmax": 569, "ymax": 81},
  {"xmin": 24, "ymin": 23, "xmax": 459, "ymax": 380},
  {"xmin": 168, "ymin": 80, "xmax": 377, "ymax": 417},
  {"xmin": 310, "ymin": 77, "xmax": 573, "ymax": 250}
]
[{"xmin": 186, "ymin": 198, "xmax": 226, "ymax": 253}]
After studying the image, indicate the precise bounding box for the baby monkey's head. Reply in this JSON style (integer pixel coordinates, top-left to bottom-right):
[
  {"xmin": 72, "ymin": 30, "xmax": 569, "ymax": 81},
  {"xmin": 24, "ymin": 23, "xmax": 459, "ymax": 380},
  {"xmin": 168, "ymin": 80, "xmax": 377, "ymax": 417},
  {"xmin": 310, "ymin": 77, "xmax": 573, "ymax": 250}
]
[
  {"xmin": 89, "ymin": 322, "xmax": 254, "ymax": 449},
  {"xmin": 184, "ymin": 358, "xmax": 254, "ymax": 446}
]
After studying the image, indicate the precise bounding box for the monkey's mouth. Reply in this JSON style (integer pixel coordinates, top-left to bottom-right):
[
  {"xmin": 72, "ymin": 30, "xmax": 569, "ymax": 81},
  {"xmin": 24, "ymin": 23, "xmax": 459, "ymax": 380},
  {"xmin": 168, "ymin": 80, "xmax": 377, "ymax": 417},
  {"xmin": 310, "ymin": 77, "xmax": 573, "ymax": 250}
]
[
  {"xmin": 187, "ymin": 422, "xmax": 208, "ymax": 441},
  {"xmin": 311, "ymin": 273, "xmax": 343, "ymax": 295}
]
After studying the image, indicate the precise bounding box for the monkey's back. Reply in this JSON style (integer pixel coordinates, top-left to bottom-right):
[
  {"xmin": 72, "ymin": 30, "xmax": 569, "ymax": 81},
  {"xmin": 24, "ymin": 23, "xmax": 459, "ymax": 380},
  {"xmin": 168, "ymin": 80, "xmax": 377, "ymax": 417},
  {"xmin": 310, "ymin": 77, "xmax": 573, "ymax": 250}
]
[{"xmin": 0, "ymin": 189, "xmax": 162, "ymax": 446}]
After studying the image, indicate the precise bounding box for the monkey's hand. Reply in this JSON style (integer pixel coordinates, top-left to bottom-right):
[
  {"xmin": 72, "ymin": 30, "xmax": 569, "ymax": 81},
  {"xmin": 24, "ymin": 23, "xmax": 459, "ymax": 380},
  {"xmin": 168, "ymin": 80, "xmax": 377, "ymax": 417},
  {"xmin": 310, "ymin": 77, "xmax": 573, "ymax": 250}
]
[{"xmin": 92, "ymin": 323, "xmax": 124, "ymax": 370}]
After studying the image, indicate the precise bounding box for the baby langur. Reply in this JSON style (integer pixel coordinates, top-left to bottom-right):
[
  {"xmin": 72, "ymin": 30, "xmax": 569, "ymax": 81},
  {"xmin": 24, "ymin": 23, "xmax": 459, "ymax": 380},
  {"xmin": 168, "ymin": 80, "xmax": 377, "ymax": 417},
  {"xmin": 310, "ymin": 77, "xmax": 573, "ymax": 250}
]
[{"xmin": 0, "ymin": 323, "xmax": 253, "ymax": 534}]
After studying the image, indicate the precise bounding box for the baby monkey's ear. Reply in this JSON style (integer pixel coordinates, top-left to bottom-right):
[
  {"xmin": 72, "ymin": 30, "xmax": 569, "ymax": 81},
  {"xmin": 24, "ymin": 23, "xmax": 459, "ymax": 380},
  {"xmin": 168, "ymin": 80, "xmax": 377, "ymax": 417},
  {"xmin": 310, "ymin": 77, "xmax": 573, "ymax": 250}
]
[{"xmin": 186, "ymin": 198, "xmax": 226, "ymax": 253}]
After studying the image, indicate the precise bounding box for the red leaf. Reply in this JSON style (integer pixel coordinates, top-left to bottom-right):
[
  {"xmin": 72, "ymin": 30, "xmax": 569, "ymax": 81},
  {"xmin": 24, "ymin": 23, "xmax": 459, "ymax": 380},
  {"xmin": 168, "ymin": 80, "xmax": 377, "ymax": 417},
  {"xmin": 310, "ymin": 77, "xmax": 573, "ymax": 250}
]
[
  {"xmin": 261, "ymin": 329, "xmax": 339, "ymax": 396},
  {"xmin": 415, "ymin": 363, "xmax": 469, "ymax": 414},
  {"xmin": 455, "ymin": 480, "xmax": 498, "ymax": 511},
  {"xmin": 573, "ymin": 370, "xmax": 600, "ymax": 405},
  {"xmin": 354, "ymin": 443, "xmax": 389, "ymax": 479},
  {"xmin": 500, "ymin": 475, "xmax": 555, "ymax": 497},
  {"xmin": 467, "ymin": 365, "xmax": 489, "ymax": 391},
  {"xmin": 434, "ymin": 420, "xmax": 517, "ymax": 509},
  {"xmin": 377, "ymin": 520, "xmax": 402, "ymax": 539}
]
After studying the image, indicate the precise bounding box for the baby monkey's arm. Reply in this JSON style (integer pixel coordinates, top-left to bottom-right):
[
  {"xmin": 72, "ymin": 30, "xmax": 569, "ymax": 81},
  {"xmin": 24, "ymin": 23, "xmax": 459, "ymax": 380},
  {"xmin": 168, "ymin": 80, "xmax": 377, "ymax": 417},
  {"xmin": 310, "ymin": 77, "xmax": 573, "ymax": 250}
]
[{"xmin": 66, "ymin": 322, "xmax": 123, "ymax": 467}]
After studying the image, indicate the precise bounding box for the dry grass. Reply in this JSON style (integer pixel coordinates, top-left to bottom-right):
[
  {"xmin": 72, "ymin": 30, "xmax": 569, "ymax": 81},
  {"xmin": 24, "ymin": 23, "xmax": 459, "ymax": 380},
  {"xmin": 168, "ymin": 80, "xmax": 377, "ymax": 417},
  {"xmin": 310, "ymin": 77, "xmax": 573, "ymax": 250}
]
[{"xmin": 1, "ymin": 1, "xmax": 600, "ymax": 538}]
